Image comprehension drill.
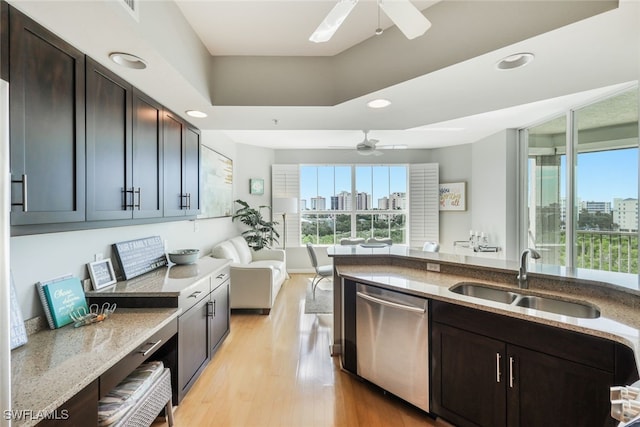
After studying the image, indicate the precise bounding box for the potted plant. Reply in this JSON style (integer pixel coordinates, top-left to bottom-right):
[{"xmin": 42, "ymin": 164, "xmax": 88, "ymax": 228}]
[{"xmin": 232, "ymin": 199, "xmax": 280, "ymax": 250}]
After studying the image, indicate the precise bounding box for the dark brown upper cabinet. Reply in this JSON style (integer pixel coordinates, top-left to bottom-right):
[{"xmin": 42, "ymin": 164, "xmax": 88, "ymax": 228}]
[
  {"xmin": 8, "ymin": 5, "xmax": 86, "ymax": 225},
  {"xmin": 86, "ymin": 58, "xmax": 163, "ymax": 220},
  {"xmin": 163, "ymin": 111, "xmax": 200, "ymax": 217}
]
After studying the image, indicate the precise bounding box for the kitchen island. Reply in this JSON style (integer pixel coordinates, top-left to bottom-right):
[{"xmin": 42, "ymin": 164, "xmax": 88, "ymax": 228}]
[{"xmin": 328, "ymin": 245, "xmax": 640, "ymax": 426}]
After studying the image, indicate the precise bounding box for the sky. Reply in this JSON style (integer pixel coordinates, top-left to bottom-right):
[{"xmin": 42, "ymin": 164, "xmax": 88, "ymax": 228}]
[{"xmin": 569, "ymin": 148, "xmax": 638, "ymax": 202}]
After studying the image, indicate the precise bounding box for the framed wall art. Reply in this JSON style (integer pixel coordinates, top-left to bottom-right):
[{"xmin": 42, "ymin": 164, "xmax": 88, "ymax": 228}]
[
  {"xmin": 200, "ymin": 145, "xmax": 233, "ymax": 218},
  {"xmin": 439, "ymin": 182, "xmax": 466, "ymax": 211},
  {"xmin": 250, "ymin": 178, "xmax": 264, "ymax": 195}
]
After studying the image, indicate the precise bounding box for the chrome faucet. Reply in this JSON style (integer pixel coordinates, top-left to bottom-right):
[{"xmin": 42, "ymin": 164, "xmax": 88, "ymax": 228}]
[{"xmin": 517, "ymin": 248, "xmax": 541, "ymax": 289}]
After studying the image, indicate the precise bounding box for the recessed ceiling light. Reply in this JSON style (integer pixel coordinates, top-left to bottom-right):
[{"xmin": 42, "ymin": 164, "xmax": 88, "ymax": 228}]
[
  {"xmin": 367, "ymin": 98, "xmax": 392, "ymax": 109},
  {"xmin": 496, "ymin": 52, "xmax": 534, "ymax": 70},
  {"xmin": 109, "ymin": 52, "xmax": 147, "ymax": 70},
  {"xmin": 186, "ymin": 110, "xmax": 207, "ymax": 118}
]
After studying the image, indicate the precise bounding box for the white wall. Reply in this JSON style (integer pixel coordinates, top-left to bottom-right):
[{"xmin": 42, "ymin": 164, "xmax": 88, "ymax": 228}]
[
  {"xmin": 470, "ymin": 130, "xmax": 519, "ymax": 261},
  {"xmin": 430, "ymin": 144, "xmax": 473, "ymax": 253}
]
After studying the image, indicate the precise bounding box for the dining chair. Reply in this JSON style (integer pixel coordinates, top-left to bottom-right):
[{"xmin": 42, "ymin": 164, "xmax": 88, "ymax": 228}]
[
  {"xmin": 305, "ymin": 243, "xmax": 333, "ymax": 299},
  {"xmin": 365, "ymin": 237, "xmax": 393, "ymax": 245},
  {"xmin": 422, "ymin": 241, "xmax": 440, "ymax": 252},
  {"xmin": 340, "ymin": 237, "xmax": 365, "ymax": 245}
]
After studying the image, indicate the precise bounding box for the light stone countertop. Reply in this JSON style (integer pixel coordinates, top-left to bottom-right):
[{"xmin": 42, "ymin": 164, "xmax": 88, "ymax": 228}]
[
  {"xmin": 86, "ymin": 256, "xmax": 231, "ymax": 297},
  {"xmin": 10, "ymin": 308, "xmax": 180, "ymax": 427},
  {"xmin": 336, "ymin": 264, "xmax": 640, "ymax": 369}
]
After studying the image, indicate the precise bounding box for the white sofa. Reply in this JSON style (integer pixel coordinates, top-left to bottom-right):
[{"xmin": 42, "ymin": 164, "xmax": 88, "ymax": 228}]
[{"xmin": 211, "ymin": 236, "xmax": 287, "ymax": 314}]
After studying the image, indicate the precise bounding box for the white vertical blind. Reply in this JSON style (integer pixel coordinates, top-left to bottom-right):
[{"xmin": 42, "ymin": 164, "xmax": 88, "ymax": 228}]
[
  {"xmin": 409, "ymin": 163, "xmax": 439, "ymax": 249},
  {"xmin": 272, "ymin": 165, "xmax": 300, "ymax": 248}
]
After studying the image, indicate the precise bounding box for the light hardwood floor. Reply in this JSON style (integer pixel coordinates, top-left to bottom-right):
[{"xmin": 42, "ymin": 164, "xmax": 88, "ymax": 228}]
[{"xmin": 155, "ymin": 274, "xmax": 440, "ymax": 427}]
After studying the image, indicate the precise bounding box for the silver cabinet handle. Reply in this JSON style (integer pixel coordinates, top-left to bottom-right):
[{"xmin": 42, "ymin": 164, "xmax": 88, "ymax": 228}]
[
  {"xmin": 139, "ymin": 339, "xmax": 162, "ymax": 357},
  {"xmin": 356, "ymin": 291, "xmax": 426, "ymax": 314},
  {"xmin": 496, "ymin": 353, "xmax": 502, "ymax": 383},
  {"xmin": 188, "ymin": 290, "xmax": 203, "ymax": 299},
  {"xmin": 509, "ymin": 356, "xmax": 515, "ymax": 388}
]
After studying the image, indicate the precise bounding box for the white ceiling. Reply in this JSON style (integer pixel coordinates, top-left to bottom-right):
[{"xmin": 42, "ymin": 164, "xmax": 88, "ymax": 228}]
[
  {"xmin": 10, "ymin": 0, "xmax": 639, "ymax": 151},
  {"xmin": 175, "ymin": 0, "xmax": 440, "ymax": 57}
]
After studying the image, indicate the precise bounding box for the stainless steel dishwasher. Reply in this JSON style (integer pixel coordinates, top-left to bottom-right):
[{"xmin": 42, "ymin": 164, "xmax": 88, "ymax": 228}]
[{"xmin": 356, "ymin": 283, "xmax": 429, "ymax": 412}]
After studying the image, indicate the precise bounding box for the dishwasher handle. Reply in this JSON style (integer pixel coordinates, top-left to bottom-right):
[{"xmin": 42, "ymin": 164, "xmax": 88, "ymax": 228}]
[{"xmin": 356, "ymin": 291, "xmax": 426, "ymax": 314}]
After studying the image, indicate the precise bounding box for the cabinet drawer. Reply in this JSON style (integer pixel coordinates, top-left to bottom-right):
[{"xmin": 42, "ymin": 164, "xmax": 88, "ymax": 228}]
[
  {"xmin": 432, "ymin": 300, "xmax": 615, "ymax": 371},
  {"xmin": 212, "ymin": 267, "xmax": 230, "ymax": 291},
  {"xmin": 99, "ymin": 318, "xmax": 177, "ymax": 399},
  {"xmin": 178, "ymin": 276, "xmax": 210, "ymax": 310}
]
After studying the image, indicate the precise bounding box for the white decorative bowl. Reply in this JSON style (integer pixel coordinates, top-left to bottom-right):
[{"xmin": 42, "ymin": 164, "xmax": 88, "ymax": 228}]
[{"xmin": 168, "ymin": 249, "xmax": 200, "ymax": 265}]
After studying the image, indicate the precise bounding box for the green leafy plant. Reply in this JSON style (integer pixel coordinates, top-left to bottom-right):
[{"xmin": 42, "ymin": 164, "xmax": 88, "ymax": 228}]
[{"xmin": 232, "ymin": 199, "xmax": 280, "ymax": 250}]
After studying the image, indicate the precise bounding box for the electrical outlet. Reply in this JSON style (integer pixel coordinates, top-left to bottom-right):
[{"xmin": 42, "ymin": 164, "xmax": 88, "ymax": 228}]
[
  {"xmin": 193, "ymin": 220, "xmax": 199, "ymax": 232},
  {"xmin": 94, "ymin": 253, "xmax": 103, "ymax": 262},
  {"xmin": 426, "ymin": 263, "xmax": 440, "ymax": 272}
]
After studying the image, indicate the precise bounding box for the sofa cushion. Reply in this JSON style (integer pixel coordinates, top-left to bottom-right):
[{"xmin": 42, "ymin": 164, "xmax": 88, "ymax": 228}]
[
  {"xmin": 212, "ymin": 241, "xmax": 241, "ymax": 263},
  {"xmin": 230, "ymin": 236, "xmax": 253, "ymax": 265},
  {"xmin": 250, "ymin": 260, "xmax": 284, "ymax": 274}
]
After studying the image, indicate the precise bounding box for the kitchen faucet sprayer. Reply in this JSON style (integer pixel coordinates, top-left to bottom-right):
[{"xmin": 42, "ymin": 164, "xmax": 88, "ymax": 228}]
[{"xmin": 517, "ymin": 248, "xmax": 541, "ymax": 289}]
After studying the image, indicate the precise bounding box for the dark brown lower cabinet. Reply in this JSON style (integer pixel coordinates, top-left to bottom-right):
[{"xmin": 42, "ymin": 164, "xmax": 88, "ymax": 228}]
[
  {"xmin": 178, "ymin": 293, "xmax": 210, "ymax": 402},
  {"xmin": 37, "ymin": 380, "xmax": 98, "ymax": 427},
  {"xmin": 431, "ymin": 300, "xmax": 638, "ymax": 427}
]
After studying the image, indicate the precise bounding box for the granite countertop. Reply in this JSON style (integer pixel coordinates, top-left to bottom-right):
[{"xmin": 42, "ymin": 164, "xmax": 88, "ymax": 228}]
[
  {"xmin": 86, "ymin": 256, "xmax": 231, "ymax": 297},
  {"xmin": 327, "ymin": 245, "xmax": 640, "ymax": 293},
  {"xmin": 11, "ymin": 308, "xmax": 180, "ymax": 427},
  {"xmin": 336, "ymin": 264, "xmax": 640, "ymax": 368}
]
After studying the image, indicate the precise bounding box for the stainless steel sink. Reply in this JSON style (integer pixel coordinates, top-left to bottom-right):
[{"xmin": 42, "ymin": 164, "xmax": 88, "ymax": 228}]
[
  {"xmin": 449, "ymin": 282, "xmax": 518, "ymax": 304},
  {"xmin": 515, "ymin": 295, "xmax": 600, "ymax": 319},
  {"xmin": 448, "ymin": 282, "xmax": 601, "ymax": 319}
]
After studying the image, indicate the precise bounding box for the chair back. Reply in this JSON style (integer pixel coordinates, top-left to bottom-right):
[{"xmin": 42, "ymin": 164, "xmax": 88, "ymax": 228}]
[
  {"xmin": 340, "ymin": 238, "xmax": 365, "ymax": 245},
  {"xmin": 366, "ymin": 237, "xmax": 393, "ymax": 245},
  {"xmin": 306, "ymin": 243, "xmax": 319, "ymax": 270},
  {"xmin": 422, "ymin": 241, "xmax": 440, "ymax": 252}
]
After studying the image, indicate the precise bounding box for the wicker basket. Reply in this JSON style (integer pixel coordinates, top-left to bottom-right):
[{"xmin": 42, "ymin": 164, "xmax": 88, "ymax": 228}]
[{"xmin": 112, "ymin": 368, "xmax": 173, "ymax": 427}]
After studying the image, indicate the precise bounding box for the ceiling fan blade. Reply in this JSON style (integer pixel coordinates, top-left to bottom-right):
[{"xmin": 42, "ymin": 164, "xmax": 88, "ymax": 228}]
[
  {"xmin": 379, "ymin": 0, "xmax": 431, "ymax": 40},
  {"xmin": 309, "ymin": 0, "xmax": 358, "ymax": 43}
]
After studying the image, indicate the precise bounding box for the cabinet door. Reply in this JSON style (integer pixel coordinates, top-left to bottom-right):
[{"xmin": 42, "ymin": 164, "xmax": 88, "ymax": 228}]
[
  {"xmin": 506, "ymin": 344, "xmax": 615, "ymax": 427},
  {"xmin": 432, "ymin": 322, "xmax": 506, "ymax": 427},
  {"xmin": 162, "ymin": 111, "xmax": 185, "ymax": 217},
  {"xmin": 86, "ymin": 58, "xmax": 132, "ymax": 221},
  {"xmin": 178, "ymin": 296, "xmax": 209, "ymax": 397},
  {"xmin": 183, "ymin": 125, "xmax": 200, "ymax": 216},
  {"xmin": 9, "ymin": 6, "xmax": 86, "ymax": 225},
  {"xmin": 132, "ymin": 89, "xmax": 163, "ymax": 219},
  {"xmin": 210, "ymin": 281, "xmax": 229, "ymax": 354}
]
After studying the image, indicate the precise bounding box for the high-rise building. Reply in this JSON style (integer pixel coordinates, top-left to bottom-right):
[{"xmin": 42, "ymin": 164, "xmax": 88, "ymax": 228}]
[
  {"xmin": 378, "ymin": 197, "xmax": 389, "ymax": 210},
  {"xmin": 310, "ymin": 196, "xmax": 326, "ymax": 211},
  {"xmin": 613, "ymin": 198, "xmax": 638, "ymax": 232},
  {"xmin": 300, "ymin": 199, "xmax": 307, "ymax": 211},
  {"xmin": 331, "ymin": 191, "xmax": 351, "ymax": 210},
  {"xmin": 356, "ymin": 192, "xmax": 371, "ymax": 210},
  {"xmin": 580, "ymin": 201, "xmax": 612, "ymax": 215},
  {"xmin": 390, "ymin": 192, "xmax": 407, "ymax": 210}
]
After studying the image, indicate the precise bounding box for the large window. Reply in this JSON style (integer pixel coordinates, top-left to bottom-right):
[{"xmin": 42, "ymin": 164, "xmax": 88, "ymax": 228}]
[
  {"xmin": 525, "ymin": 86, "xmax": 639, "ymax": 273},
  {"xmin": 300, "ymin": 165, "xmax": 407, "ymax": 244}
]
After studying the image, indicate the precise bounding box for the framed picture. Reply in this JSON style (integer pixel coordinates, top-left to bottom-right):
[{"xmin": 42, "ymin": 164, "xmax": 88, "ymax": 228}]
[
  {"xmin": 87, "ymin": 258, "xmax": 117, "ymax": 290},
  {"xmin": 250, "ymin": 178, "xmax": 264, "ymax": 195},
  {"xmin": 439, "ymin": 182, "xmax": 466, "ymax": 211},
  {"xmin": 199, "ymin": 146, "xmax": 233, "ymax": 218}
]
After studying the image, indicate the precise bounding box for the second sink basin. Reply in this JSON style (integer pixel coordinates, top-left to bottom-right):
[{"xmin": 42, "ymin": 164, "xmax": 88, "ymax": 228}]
[
  {"xmin": 515, "ymin": 295, "xmax": 600, "ymax": 319},
  {"xmin": 448, "ymin": 282, "xmax": 601, "ymax": 319},
  {"xmin": 450, "ymin": 282, "xmax": 518, "ymax": 304}
]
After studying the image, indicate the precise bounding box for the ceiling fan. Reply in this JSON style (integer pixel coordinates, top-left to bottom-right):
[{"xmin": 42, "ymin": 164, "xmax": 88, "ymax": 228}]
[
  {"xmin": 357, "ymin": 130, "xmax": 383, "ymax": 156},
  {"xmin": 309, "ymin": 0, "xmax": 432, "ymax": 43}
]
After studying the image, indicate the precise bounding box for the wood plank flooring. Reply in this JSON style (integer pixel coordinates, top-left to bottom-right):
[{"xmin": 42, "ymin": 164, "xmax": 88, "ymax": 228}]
[{"xmin": 155, "ymin": 274, "xmax": 440, "ymax": 427}]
